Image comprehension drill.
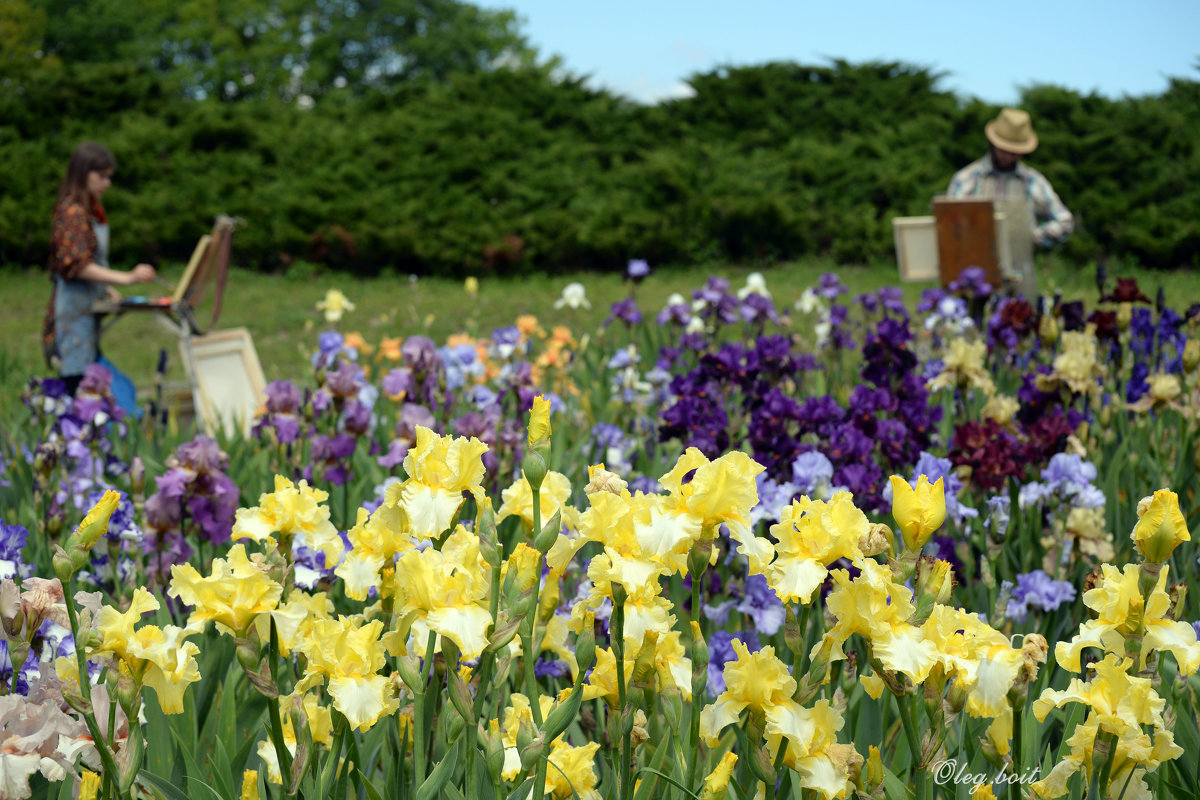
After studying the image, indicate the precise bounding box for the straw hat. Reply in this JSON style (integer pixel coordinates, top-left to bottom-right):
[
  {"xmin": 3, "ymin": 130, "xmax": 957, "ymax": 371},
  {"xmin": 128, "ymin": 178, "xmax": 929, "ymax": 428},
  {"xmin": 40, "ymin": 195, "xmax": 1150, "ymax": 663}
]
[{"xmin": 985, "ymin": 108, "xmax": 1038, "ymax": 154}]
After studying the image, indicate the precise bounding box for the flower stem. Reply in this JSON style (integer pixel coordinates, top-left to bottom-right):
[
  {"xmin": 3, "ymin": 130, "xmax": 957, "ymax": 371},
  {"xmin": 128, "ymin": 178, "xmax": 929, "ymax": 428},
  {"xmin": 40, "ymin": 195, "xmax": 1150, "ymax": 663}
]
[
  {"xmin": 896, "ymin": 691, "xmax": 925, "ymax": 800},
  {"xmin": 613, "ymin": 599, "xmax": 633, "ymax": 800},
  {"xmin": 63, "ymin": 578, "xmax": 125, "ymax": 797},
  {"xmin": 413, "ymin": 630, "xmax": 437, "ymax": 791}
]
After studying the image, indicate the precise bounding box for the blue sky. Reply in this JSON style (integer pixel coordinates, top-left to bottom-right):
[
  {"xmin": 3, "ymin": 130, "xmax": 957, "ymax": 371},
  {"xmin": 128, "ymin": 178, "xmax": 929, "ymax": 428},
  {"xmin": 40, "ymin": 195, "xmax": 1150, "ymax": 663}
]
[{"xmin": 478, "ymin": 0, "xmax": 1200, "ymax": 104}]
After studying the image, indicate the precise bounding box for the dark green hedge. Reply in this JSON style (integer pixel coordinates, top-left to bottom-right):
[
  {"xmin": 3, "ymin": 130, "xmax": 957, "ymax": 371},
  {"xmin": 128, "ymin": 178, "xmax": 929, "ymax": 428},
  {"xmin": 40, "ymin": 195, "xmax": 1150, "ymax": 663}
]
[{"xmin": 2, "ymin": 59, "xmax": 1197, "ymax": 275}]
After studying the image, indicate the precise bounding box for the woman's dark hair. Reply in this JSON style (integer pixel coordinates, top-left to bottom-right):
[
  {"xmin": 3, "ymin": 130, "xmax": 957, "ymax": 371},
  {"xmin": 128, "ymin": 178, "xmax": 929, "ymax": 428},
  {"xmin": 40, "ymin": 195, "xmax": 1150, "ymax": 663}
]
[{"xmin": 56, "ymin": 142, "xmax": 117, "ymax": 217}]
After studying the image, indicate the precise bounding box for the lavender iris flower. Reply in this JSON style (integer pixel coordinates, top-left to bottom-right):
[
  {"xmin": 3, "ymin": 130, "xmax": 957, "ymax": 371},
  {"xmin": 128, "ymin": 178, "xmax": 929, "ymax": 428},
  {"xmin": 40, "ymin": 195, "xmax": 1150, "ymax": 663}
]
[
  {"xmin": 791, "ymin": 451, "xmax": 834, "ymax": 497},
  {"xmin": 736, "ymin": 574, "xmax": 785, "ymax": 636},
  {"xmin": 0, "ymin": 521, "xmax": 30, "ymax": 580},
  {"xmin": 1006, "ymin": 571, "xmax": 1076, "ymax": 623}
]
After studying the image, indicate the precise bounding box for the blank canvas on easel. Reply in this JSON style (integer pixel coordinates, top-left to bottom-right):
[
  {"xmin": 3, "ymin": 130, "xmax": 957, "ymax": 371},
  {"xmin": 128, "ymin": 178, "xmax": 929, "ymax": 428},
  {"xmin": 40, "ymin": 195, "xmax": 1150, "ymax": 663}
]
[{"xmin": 179, "ymin": 328, "xmax": 266, "ymax": 439}]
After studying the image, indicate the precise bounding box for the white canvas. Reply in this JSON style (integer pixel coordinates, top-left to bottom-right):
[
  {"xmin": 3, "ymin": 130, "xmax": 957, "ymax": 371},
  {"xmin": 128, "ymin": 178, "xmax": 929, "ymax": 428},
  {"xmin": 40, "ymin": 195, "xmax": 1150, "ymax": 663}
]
[{"xmin": 179, "ymin": 328, "xmax": 267, "ymax": 439}]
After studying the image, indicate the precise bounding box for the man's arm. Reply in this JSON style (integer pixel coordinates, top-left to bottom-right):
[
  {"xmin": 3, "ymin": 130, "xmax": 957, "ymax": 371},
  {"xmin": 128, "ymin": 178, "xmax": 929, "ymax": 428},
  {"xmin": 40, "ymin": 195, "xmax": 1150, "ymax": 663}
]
[{"xmin": 1030, "ymin": 175, "xmax": 1074, "ymax": 247}]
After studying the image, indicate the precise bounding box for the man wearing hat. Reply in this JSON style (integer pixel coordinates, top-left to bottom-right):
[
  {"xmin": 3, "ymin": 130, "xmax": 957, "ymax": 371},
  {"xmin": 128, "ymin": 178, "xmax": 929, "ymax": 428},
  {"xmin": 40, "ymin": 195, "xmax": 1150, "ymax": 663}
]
[{"xmin": 947, "ymin": 107, "xmax": 1074, "ymax": 297}]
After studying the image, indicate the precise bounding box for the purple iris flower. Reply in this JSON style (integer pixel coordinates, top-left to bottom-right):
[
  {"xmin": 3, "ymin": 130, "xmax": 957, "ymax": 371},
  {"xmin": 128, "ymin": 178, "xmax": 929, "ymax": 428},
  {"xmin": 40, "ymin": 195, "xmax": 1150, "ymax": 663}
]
[
  {"xmin": 402, "ymin": 336, "xmax": 439, "ymax": 373},
  {"xmin": 736, "ymin": 575, "xmax": 784, "ymax": 636},
  {"xmin": 916, "ymin": 288, "xmax": 948, "ymax": 313},
  {"xmin": 750, "ymin": 474, "xmax": 800, "ymax": 527},
  {"xmin": 692, "ymin": 278, "xmax": 740, "ymax": 324},
  {"xmin": 324, "ymin": 361, "xmax": 366, "ymax": 399},
  {"xmin": 1006, "ymin": 571, "xmax": 1076, "ymax": 623},
  {"xmin": 628, "ymin": 476, "xmax": 661, "ymax": 495},
  {"xmin": 312, "ymin": 330, "xmax": 356, "ymax": 370},
  {"xmin": 0, "ymin": 521, "xmax": 30, "ymax": 580},
  {"xmin": 791, "ymin": 451, "xmax": 833, "ymax": 496},
  {"xmin": 1126, "ymin": 362, "xmax": 1150, "ymax": 403},
  {"xmin": 739, "ymin": 293, "xmax": 779, "ymax": 324},
  {"xmin": 877, "ymin": 287, "xmax": 908, "ymax": 317},
  {"xmin": 657, "ymin": 297, "xmax": 693, "ymax": 326},
  {"xmin": 816, "ymin": 272, "xmax": 848, "ymax": 300},
  {"xmin": 1129, "ymin": 308, "xmax": 1154, "ymax": 359},
  {"xmin": 627, "ymin": 259, "xmax": 651, "ymax": 281},
  {"xmin": 605, "ymin": 298, "xmax": 644, "ymax": 327},
  {"xmin": 948, "ymin": 266, "xmax": 993, "ymax": 297},
  {"xmin": 535, "ymin": 658, "xmax": 571, "ymax": 679}
]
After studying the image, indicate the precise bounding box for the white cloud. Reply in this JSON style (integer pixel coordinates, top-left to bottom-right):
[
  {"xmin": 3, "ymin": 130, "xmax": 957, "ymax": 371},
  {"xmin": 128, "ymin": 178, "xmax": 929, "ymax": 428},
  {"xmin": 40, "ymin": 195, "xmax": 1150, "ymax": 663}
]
[{"xmin": 604, "ymin": 74, "xmax": 696, "ymax": 104}]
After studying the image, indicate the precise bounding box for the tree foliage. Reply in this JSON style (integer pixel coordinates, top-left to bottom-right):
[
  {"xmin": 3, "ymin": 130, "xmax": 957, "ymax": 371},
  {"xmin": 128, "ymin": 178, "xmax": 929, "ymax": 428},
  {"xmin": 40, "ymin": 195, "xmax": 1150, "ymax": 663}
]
[{"xmin": 1, "ymin": 2, "xmax": 1197, "ymax": 275}]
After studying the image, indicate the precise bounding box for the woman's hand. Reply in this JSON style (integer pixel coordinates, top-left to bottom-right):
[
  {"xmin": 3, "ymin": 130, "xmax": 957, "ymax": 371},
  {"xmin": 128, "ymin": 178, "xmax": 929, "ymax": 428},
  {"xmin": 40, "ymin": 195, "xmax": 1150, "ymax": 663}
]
[
  {"xmin": 107, "ymin": 286, "xmax": 122, "ymax": 302},
  {"xmin": 128, "ymin": 264, "xmax": 157, "ymax": 285}
]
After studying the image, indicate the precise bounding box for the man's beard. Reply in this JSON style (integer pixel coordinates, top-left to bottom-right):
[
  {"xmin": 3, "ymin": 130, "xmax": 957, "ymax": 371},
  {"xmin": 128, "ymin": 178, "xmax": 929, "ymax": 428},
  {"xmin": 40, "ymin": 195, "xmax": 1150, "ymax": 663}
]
[{"xmin": 990, "ymin": 150, "xmax": 1018, "ymax": 172}]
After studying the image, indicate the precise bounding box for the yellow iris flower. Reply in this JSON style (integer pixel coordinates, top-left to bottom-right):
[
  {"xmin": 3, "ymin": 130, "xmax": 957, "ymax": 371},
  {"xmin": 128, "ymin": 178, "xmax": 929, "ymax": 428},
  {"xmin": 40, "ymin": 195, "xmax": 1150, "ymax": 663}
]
[
  {"xmin": 497, "ymin": 471, "xmax": 579, "ymax": 532},
  {"xmin": 1032, "ymin": 654, "xmax": 1181, "ymax": 800},
  {"xmin": 544, "ymin": 739, "xmax": 602, "ymax": 800},
  {"xmin": 169, "ymin": 544, "xmax": 283, "ymax": 637},
  {"xmin": 294, "ymin": 616, "xmax": 398, "ymax": 732},
  {"xmin": 920, "ymin": 605, "xmax": 1024, "ymax": 718},
  {"xmin": 817, "ymin": 559, "xmax": 937, "ymax": 685},
  {"xmin": 1055, "ymin": 563, "xmax": 1200, "ymax": 676},
  {"xmin": 256, "ymin": 693, "xmax": 335, "ymax": 783},
  {"xmin": 335, "ymin": 505, "xmax": 417, "ymax": 601},
  {"xmin": 398, "ymin": 426, "xmax": 489, "ymax": 540},
  {"xmin": 889, "ymin": 474, "xmax": 946, "ymax": 553},
  {"xmin": 93, "ymin": 588, "xmax": 201, "ymax": 714},
  {"xmin": 1130, "ymin": 489, "xmax": 1190, "ymax": 564},
  {"xmin": 315, "ymin": 288, "xmax": 354, "ymax": 322},
  {"xmin": 700, "ymin": 752, "xmax": 738, "ymax": 800},
  {"xmin": 527, "ymin": 394, "xmax": 552, "ymax": 448},
  {"xmin": 765, "ymin": 492, "xmax": 869, "ymax": 605},
  {"xmin": 232, "ymin": 475, "xmax": 343, "ymax": 565},
  {"xmin": 700, "ymin": 641, "xmax": 860, "ymax": 799},
  {"xmin": 659, "ymin": 449, "xmax": 769, "ymax": 573},
  {"xmin": 392, "ymin": 526, "xmax": 492, "ymax": 659},
  {"xmin": 926, "ymin": 338, "xmax": 995, "ymax": 395},
  {"xmin": 258, "ymin": 589, "xmax": 335, "ymax": 657}
]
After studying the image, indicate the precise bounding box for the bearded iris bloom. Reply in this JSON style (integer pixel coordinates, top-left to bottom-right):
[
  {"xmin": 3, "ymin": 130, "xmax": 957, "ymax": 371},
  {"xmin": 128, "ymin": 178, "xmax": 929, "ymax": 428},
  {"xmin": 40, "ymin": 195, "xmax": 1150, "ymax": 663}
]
[
  {"xmin": 93, "ymin": 588, "xmax": 201, "ymax": 714},
  {"xmin": 1055, "ymin": 563, "xmax": 1200, "ymax": 675},
  {"xmin": 231, "ymin": 475, "xmax": 343, "ymax": 565},
  {"xmin": 1032, "ymin": 654, "xmax": 1182, "ymax": 799},
  {"xmin": 700, "ymin": 640, "xmax": 861, "ymax": 799},
  {"xmin": 397, "ymin": 426, "xmax": 489, "ymax": 540},
  {"xmin": 817, "ymin": 559, "xmax": 937, "ymax": 685},
  {"xmin": 294, "ymin": 616, "xmax": 397, "ymax": 732},
  {"xmin": 764, "ymin": 492, "xmax": 869, "ymax": 605},
  {"xmin": 392, "ymin": 526, "xmax": 492, "ymax": 659},
  {"xmin": 315, "ymin": 289, "xmax": 355, "ymax": 323},
  {"xmin": 168, "ymin": 544, "xmax": 283, "ymax": 637}
]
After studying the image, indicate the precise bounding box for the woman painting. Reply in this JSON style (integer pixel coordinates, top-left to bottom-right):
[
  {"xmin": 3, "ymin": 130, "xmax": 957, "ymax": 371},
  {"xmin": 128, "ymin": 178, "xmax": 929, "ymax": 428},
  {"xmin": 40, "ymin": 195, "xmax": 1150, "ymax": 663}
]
[{"xmin": 43, "ymin": 142, "xmax": 156, "ymax": 394}]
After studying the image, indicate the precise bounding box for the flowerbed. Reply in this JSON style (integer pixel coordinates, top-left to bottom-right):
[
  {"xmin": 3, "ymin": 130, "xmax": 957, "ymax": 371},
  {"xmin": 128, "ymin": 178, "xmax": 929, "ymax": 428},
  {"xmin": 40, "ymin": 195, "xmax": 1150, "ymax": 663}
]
[{"xmin": 1, "ymin": 266, "xmax": 1199, "ymax": 800}]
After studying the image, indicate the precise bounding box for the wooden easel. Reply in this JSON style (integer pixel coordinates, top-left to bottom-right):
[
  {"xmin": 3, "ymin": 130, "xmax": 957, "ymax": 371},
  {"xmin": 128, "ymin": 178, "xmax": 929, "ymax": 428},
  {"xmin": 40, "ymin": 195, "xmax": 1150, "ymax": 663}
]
[{"xmin": 93, "ymin": 216, "xmax": 245, "ymax": 431}]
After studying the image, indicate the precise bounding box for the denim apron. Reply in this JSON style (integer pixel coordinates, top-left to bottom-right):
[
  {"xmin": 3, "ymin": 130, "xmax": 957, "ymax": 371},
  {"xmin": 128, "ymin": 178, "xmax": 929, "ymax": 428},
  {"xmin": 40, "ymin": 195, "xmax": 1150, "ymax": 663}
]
[{"xmin": 55, "ymin": 221, "xmax": 109, "ymax": 376}]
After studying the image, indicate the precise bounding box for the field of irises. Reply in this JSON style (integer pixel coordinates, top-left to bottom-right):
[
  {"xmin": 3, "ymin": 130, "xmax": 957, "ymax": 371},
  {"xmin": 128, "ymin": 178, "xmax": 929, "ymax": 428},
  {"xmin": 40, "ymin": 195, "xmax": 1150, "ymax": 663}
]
[{"xmin": 2, "ymin": 264, "xmax": 1199, "ymax": 800}]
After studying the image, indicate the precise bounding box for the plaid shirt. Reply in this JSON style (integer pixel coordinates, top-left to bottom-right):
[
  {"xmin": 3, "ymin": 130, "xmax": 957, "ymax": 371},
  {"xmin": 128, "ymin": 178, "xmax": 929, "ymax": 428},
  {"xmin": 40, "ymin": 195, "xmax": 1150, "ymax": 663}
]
[{"xmin": 947, "ymin": 154, "xmax": 1074, "ymax": 247}]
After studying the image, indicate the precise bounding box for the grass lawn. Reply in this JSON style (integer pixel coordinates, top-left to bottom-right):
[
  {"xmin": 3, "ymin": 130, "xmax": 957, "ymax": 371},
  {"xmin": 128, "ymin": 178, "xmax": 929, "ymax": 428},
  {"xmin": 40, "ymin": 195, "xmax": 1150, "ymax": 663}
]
[{"xmin": 2, "ymin": 254, "xmax": 1196, "ymax": 394}]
